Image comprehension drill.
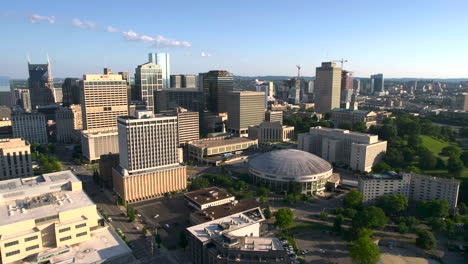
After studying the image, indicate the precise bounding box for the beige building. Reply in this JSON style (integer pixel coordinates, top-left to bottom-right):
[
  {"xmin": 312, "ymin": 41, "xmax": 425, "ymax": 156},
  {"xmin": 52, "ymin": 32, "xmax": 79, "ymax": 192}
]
[
  {"xmin": 314, "ymin": 62, "xmax": 342, "ymax": 113},
  {"xmin": 81, "ymin": 127, "xmax": 119, "ymax": 161},
  {"xmin": 80, "ymin": 74, "xmax": 128, "ymax": 130},
  {"xmin": 226, "ymin": 91, "xmax": 265, "ymax": 137},
  {"xmin": 455, "ymin": 93, "xmax": 468, "ymax": 111},
  {"xmin": 55, "ymin": 105, "xmax": 83, "ymax": 143},
  {"xmin": 298, "ymin": 127, "xmax": 387, "ymax": 172},
  {"xmin": 113, "ymin": 111, "xmax": 186, "ymax": 203},
  {"xmin": 176, "ymin": 108, "xmax": 199, "ymax": 145},
  {"xmin": 134, "ymin": 62, "xmax": 162, "ymax": 113},
  {"xmin": 248, "ymin": 121, "xmax": 294, "ymax": 143},
  {"xmin": 187, "ymin": 136, "xmax": 258, "ymax": 165},
  {"xmin": 184, "ymin": 187, "xmax": 235, "ymax": 211},
  {"xmin": 358, "ymin": 172, "xmax": 459, "ymax": 209},
  {"xmin": 0, "ymin": 138, "xmax": 33, "ymax": 180},
  {"xmin": 12, "ymin": 112, "xmax": 47, "ymax": 144},
  {"xmin": 331, "ymin": 109, "xmax": 377, "ymax": 128},
  {"xmin": 265, "ymin": 110, "xmax": 283, "ymax": 124}
]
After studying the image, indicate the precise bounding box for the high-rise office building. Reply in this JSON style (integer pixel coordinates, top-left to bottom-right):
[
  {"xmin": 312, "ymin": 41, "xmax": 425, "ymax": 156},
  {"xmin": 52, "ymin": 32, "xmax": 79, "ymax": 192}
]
[
  {"xmin": 80, "ymin": 73, "xmax": 128, "ymax": 130},
  {"xmin": 134, "ymin": 62, "xmax": 162, "ymax": 112},
  {"xmin": 148, "ymin": 53, "xmax": 170, "ymax": 89},
  {"xmin": 341, "ymin": 71, "xmax": 353, "ymax": 91},
  {"xmin": 226, "ymin": 91, "xmax": 265, "ymax": 137},
  {"xmin": 170, "ymin": 75, "xmax": 197, "ymax": 88},
  {"xmin": 113, "ymin": 111, "xmax": 186, "ymax": 203},
  {"xmin": 371, "ymin": 73, "xmax": 384, "ymax": 93},
  {"xmin": 0, "ymin": 76, "xmax": 9, "ymax": 93},
  {"xmin": 55, "ymin": 105, "xmax": 83, "ymax": 143},
  {"xmin": 154, "ymin": 88, "xmax": 204, "ymax": 113},
  {"xmin": 0, "ymin": 138, "xmax": 33, "ymax": 180},
  {"xmin": 103, "ymin": 67, "xmax": 112, "ymax": 75},
  {"xmin": 61, "ymin": 78, "xmax": 81, "ymax": 106},
  {"xmin": 12, "ymin": 112, "xmax": 48, "ymax": 144},
  {"xmin": 13, "ymin": 89, "xmax": 31, "ymax": 112},
  {"xmin": 314, "ymin": 62, "xmax": 342, "ymax": 113},
  {"xmin": 202, "ymin": 70, "xmax": 234, "ymax": 113},
  {"xmin": 28, "ymin": 60, "xmax": 55, "ymax": 107},
  {"xmin": 176, "ymin": 108, "xmax": 199, "ymax": 145},
  {"xmin": 81, "ymin": 127, "xmax": 119, "ymax": 161}
]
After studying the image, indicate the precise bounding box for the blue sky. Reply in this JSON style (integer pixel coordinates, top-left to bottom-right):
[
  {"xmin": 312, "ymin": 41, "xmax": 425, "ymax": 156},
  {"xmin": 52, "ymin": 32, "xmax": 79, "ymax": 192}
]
[{"xmin": 1, "ymin": 0, "xmax": 467, "ymax": 78}]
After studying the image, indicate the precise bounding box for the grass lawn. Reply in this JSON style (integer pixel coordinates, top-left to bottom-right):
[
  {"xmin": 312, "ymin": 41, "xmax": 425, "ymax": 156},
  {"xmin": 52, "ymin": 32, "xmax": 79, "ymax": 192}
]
[{"xmin": 419, "ymin": 135, "xmax": 457, "ymax": 156}]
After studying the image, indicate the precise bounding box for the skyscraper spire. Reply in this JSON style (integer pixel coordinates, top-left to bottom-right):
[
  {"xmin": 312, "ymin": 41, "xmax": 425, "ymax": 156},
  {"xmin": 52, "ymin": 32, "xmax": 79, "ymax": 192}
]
[
  {"xmin": 46, "ymin": 54, "xmax": 50, "ymax": 64},
  {"xmin": 27, "ymin": 55, "xmax": 31, "ymax": 64}
]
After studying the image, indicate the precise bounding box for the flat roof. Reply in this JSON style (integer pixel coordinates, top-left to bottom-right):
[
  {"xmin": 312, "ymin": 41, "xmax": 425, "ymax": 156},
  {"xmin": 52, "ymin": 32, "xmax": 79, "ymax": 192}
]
[
  {"xmin": 0, "ymin": 171, "xmax": 95, "ymax": 226},
  {"xmin": 0, "ymin": 138, "xmax": 29, "ymax": 149},
  {"xmin": 186, "ymin": 207, "xmax": 265, "ymax": 243},
  {"xmin": 191, "ymin": 198, "xmax": 260, "ymax": 223},
  {"xmin": 185, "ymin": 187, "xmax": 233, "ymax": 207},
  {"xmin": 237, "ymin": 236, "xmax": 283, "ymax": 251},
  {"xmin": 189, "ymin": 137, "xmax": 257, "ymax": 149}
]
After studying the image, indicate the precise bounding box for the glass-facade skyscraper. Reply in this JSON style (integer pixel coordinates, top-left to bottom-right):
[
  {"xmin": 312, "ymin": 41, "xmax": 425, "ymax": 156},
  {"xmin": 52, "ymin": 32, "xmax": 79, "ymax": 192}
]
[
  {"xmin": 148, "ymin": 53, "xmax": 170, "ymax": 89},
  {"xmin": 371, "ymin": 73, "xmax": 384, "ymax": 93},
  {"xmin": 134, "ymin": 62, "xmax": 162, "ymax": 112},
  {"xmin": 28, "ymin": 61, "xmax": 55, "ymax": 107}
]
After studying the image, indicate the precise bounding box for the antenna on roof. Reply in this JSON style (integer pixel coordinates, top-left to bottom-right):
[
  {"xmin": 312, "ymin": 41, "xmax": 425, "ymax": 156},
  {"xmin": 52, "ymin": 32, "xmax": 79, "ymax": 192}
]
[{"xmin": 27, "ymin": 54, "xmax": 31, "ymax": 64}]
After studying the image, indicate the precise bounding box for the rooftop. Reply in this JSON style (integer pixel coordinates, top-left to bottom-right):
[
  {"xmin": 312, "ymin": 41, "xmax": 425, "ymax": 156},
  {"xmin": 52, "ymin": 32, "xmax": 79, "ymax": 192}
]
[
  {"xmin": 191, "ymin": 198, "xmax": 260, "ymax": 223},
  {"xmin": 332, "ymin": 108, "xmax": 373, "ymax": 115},
  {"xmin": 186, "ymin": 207, "xmax": 265, "ymax": 243},
  {"xmin": 0, "ymin": 171, "xmax": 94, "ymax": 226},
  {"xmin": 189, "ymin": 137, "xmax": 257, "ymax": 149},
  {"xmin": 0, "ymin": 138, "xmax": 29, "ymax": 149},
  {"xmin": 360, "ymin": 171, "xmax": 403, "ymax": 181},
  {"xmin": 185, "ymin": 187, "xmax": 234, "ymax": 207},
  {"xmin": 215, "ymin": 235, "xmax": 284, "ymax": 252}
]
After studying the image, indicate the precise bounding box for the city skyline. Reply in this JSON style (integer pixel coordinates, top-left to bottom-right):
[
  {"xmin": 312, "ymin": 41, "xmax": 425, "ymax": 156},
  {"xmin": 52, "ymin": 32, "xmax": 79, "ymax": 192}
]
[{"xmin": 1, "ymin": 0, "xmax": 468, "ymax": 78}]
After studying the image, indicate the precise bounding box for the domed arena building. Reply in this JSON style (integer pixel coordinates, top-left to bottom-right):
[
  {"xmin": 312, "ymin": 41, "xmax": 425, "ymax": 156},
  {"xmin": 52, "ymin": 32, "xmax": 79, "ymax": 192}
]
[{"xmin": 249, "ymin": 149, "xmax": 333, "ymax": 194}]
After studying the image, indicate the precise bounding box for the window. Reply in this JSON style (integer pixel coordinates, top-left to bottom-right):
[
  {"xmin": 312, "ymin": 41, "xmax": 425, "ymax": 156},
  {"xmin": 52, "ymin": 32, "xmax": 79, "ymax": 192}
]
[
  {"xmin": 26, "ymin": 245, "xmax": 39, "ymax": 251},
  {"xmin": 76, "ymin": 232, "xmax": 87, "ymax": 237},
  {"xmin": 75, "ymin": 223, "xmax": 87, "ymax": 229},
  {"xmin": 4, "ymin": 240, "xmax": 19, "ymax": 247},
  {"xmin": 35, "ymin": 215, "xmax": 59, "ymax": 225},
  {"xmin": 24, "ymin": 235, "xmax": 38, "ymax": 242},
  {"xmin": 59, "ymin": 236, "xmax": 72, "ymax": 242},
  {"xmin": 6, "ymin": 250, "xmax": 20, "ymax": 257},
  {"xmin": 59, "ymin": 227, "xmax": 71, "ymax": 233}
]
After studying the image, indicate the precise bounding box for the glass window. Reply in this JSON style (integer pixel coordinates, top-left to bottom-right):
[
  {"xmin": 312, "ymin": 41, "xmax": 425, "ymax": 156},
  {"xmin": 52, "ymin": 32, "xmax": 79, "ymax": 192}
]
[
  {"xmin": 24, "ymin": 235, "xmax": 38, "ymax": 242},
  {"xmin": 4, "ymin": 240, "xmax": 19, "ymax": 247},
  {"xmin": 59, "ymin": 227, "xmax": 71, "ymax": 233},
  {"xmin": 75, "ymin": 223, "xmax": 87, "ymax": 229},
  {"xmin": 26, "ymin": 245, "xmax": 39, "ymax": 251},
  {"xmin": 76, "ymin": 232, "xmax": 87, "ymax": 237},
  {"xmin": 59, "ymin": 236, "xmax": 72, "ymax": 242},
  {"xmin": 6, "ymin": 250, "xmax": 20, "ymax": 257}
]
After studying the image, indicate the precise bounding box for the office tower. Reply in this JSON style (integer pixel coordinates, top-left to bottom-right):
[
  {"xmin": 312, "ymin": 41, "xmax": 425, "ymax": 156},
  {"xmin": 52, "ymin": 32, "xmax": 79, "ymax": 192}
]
[
  {"xmin": 353, "ymin": 78, "xmax": 361, "ymax": 94},
  {"xmin": 314, "ymin": 62, "xmax": 342, "ymax": 113},
  {"xmin": 170, "ymin": 75, "xmax": 197, "ymax": 88},
  {"xmin": 455, "ymin": 93, "xmax": 468, "ymax": 111},
  {"xmin": 371, "ymin": 73, "xmax": 384, "ymax": 93},
  {"xmin": 148, "ymin": 53, "xmax": 170, "ymax": 89},
  {"xmin": 81, "ymin": 128, "xmax": 119, "ymax": 161},
  {"xmin": 0, "ymin": 138, "xmax": 33, "ymax": 180},
  {"xmin": 113, "ymin": 111, "xmax": 186, "ymax": 203},
  {"xmin": 265, "ymin": 110, "xmax": 283, "ymax": 124},
  {"xmin": 12, "ymin": 112, "xmax": 47, "ymax": 144},
  {"xmin": 0, "ymin": 76, "xmax": 12, "ymax": 107},
  {"xmin": 0, "ymin": 171, "xmax": 135, "ymax": 264},
  {"xmin": 55, "ymin": 105, "xmax": 83, "ymax": 143},
  {"xmin": 341, "ymin": 71, "xmax": 353, "ymax": 91},
  {"xmin": 103, "ymin": 67, "xmax": 112, "ymax": 75},
  {"xmin": 154, "ymin": 88, "xmax": 204, "ymax": 112},
  {"xmin": 118, "ymin": 72, "xmax": 132, "ymax": 102},
  {"xmin": 80, "ymin": 73, "xmax": 128, "ymax": 130},
  {"xmin": 134, "ymin": 62, "xmax": 162, "ymax": 112},
  {"xmin": 226, "ymin": 91, "xmax": 265, "ymax": 137},
  {"xmin": 54, "ymin": 88, "xmax": 63, "ymax": 103},
  {"xmin": 202, "ymin": 70, "xmax": 234, "ymax": 113},
  {"xmin": 118, "ymin": 72, "xmax": 130, "ymax": 85},
  {"xmin": 13, "ymin": 89, "xmax": 31, "ymax": 112},
  {"xmin": 176, "ymin": 108, "xmax": 199, "ymax": 145},
  {"xmin": 61, "ymin": 78, "xmax": 81, "ymax": 106},
  {"xmin": 28, "ymin": 59, "xmax": 55, "ymax": 107}
]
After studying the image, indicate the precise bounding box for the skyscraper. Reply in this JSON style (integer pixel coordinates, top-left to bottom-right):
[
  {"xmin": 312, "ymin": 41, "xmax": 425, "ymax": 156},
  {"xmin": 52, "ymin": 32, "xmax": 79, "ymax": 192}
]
[
  {"xmin": 226, "ymin": 91, "xmax": 265, "ymax": 137},
  {"xmin": 371, "ymin": 73, "xmax": 384, "ymax": 93},
  {"xmin": 28, "ymin": 59, "xmax": 55, "ymax": 107},
  {"xmin": 134, "ymin": 62, "xmax": 162, "ymax": 112},
  {"xmin": 148, "ymin": 53, "xmax": 170, "ymax": 89},
  {"xmin": 80, "ymin": 73, "xmax": 128, "ymax": 130},
  {"xmin": 62, "ymin": 78, "xmax": 81, "ymax": 106},
  {"xmin": 341, "ymin": 71, "xmax": 354, "ymax": 106},
  {"xmin": 202, "ymin": 70, "xmax": 234, "ymax": 113},
  {"xmin": 113, "ymin": 111, "xmax": 186, "ymax": 203},
  {"xmin": 12, "ymin": 112, "xmax": 48, "ymax": 144},
  {"xmin": 13, "ymin": 89, "xmax": 31, "ymax": 112},
  {"xmin": 170, "ymin": 75, "xmax": 197, "ymax": 88},
  {"xmin": 314, "ymin": 62, "xmax": 342, "ymax": 113}
]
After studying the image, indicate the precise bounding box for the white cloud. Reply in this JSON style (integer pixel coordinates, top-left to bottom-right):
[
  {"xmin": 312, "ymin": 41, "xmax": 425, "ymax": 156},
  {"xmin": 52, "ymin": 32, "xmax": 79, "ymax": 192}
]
[
  {"xmin": 121, "ymin": 30, "xmax": 191, "ymax": 48},
  {"xmin": 106, "ymin": 26, "xmax": 120, "ymax": 33},
  {"xmin": 71, "ymin": 18, "xmax": 96, "ymax": 30},
  {"xmin": 201, "ymin": 51, "xmax": 212, "ymax": 57},
  {"xmin": 28, "ymin": 14, "xmax": 56, "ymax": 24}
]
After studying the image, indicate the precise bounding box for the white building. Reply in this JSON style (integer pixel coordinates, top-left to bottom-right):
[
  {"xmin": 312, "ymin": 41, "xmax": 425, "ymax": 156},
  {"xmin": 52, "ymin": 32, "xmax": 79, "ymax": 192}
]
[
  {"xmin": 298, "ymin": 127, "xmax": 387, "ymax": 172},
  {"xmin": 248, "ymin": 121, "xmax": 294, "ymax": 143},
  {"xmin": 81, "ymin": 128, "xmax": 119, "ymax": 161},
  {"xmin": 0, "ymin": 138, "xmax": 33, "ymax": 180},
  {"xmin": 12, "ymin": 112, "xmax": 47, "ymax": 144}
]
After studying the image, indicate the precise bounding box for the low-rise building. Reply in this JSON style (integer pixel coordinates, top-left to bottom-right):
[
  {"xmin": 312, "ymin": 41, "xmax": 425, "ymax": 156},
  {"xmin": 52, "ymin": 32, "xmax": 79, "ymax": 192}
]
[
  {"xmin": 0, "ymin": 171, "xmax": 135, "ymax": 264},
  {"xmin": 298, "ymin": 127, "xmax": 387, "ymax": 172},
  {"xmin": 186, "ymin": 207, "xmax": 287, "ymax": 264},
  {"xmin": 187, "ymin": 136, "xmax": 258, "ymax": 165},
  {"xmin": 190, "ymin": 198, "xmax": 260, "ymax": 225},
  {"xmin": 358, "ymin": 172, "xmax": 459, "ymax": 209},
  {"xmin": 0, "ymin": 138, "xmax": 33, "ymax": 180},
  {"xmin": 248, "ymin": 121, "xmax": 294, "ymax": 143},
  {"xmin": 330, "ymin": 108, "xmax": 377, "ymax": 128},
  {"xmin": 81, "ymin": 127, "xmax": 119, "ymax": 161},
  {"xmin": 184, "ymin": 187, "xmax": 235, "ymax": 211}
]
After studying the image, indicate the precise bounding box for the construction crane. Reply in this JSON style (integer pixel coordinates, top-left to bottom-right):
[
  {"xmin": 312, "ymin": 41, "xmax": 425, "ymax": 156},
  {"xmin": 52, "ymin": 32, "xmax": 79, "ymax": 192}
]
[
  {"xmin": 296, "ymin": 65, "xmax": 301, "ymax": 80},
  {"xmin": 332, "ymin": 58, "xmax": 348, "ymax": 69}
]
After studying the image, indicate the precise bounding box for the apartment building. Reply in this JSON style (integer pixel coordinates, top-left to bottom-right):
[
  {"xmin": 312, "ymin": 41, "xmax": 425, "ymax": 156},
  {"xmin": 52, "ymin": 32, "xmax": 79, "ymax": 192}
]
[
  {"xmin": 0, "ymin": 138, "xmax": 33, "ymax": 180},
  {"xmin": 298, "ymin": 127, "xmax": 387, "ymax": 172}
]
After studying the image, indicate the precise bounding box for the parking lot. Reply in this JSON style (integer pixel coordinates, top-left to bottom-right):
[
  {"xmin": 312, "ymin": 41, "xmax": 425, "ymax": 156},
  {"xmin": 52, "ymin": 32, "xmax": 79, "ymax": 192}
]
[{"xmin": 133, "ymin": 195, "xmax": 194, "ymax": 250}]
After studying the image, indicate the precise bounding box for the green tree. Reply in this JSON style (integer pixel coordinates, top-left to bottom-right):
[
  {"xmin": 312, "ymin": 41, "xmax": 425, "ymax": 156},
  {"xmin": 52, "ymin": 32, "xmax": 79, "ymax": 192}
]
[
  {"xmin": 397, "ymin": 223, "xmax": 409, "ymax": 234},
  {"xmin": 435, "ymin": 157, "xmax": 446, "ymax": 169},
  {"xmin": 448, "ymin": 155, "xmax": 464, "ymax": 176},
  {"xmin": 372, "ymin": 162, "xmax": 392, "ymax": 173},
  {"xmin": 417, "ymin": 199, "xmax": 449, "ymax": 218},
  {"xmin": 353, "ymin": 122, "xmax": 367, "ymax": 133},
  {"xmin": 323, "ymin": 112, "xmax": 331, "ymax": 120},
  {"xmin": 353, "ymin": 206, "xmax": 388, "ymax": 230},
  {"xmin": 127, "ymin": 206, "xmax": 135, "ymax": 222},
  {"xmin": 274, "ymin": 208, "xmax": 294, "ymax": 229},
  {"xmin": 384, "ymin": 148, "xmax": 404, "ymax": 168},
  {"xmin": 343, "ymin": 190, "xmax": 363, "ymax": 209},
  {"xmin": 459, "ymin": 127, "xmax": 468, "ymax": 137},
  {"xmin": 284, "ymin": 193, "xmax": 299, "ymax": 205},
  {"xmin": 349, "ymin": 229, "xmax": 381, "ymax": 264},
  {"xmin": 320, "ymin": 211, "xmax": 329, "ymax": 221},
  {"xmin": 257, "ymin": 186, "xmax": 270, "ymax": 197},
  {"xmin": 344, "ymin": 208, "xmax": 357, "ymax": 218},
  {"xmin": 178, "ymin": 232, "xmax": 188, "ymax": 250},
  {"xmin": 460, "ymin": 152, "xmax": 468, "ymax": 167},
  {"xmin": 190, "ymin": 177, "xmax": 210, "ymax": 190},
  {"xmin": 378, "ymin": 125, "xmax": 397, "ymax": 140},
  {"xmin": 338, "ymin": 121, "xmax": 353, "ymax": 130},
  {"xmin": 288, "ymin": 181, "xmax": 302, "ymax": 195},
  {"xmin": 376, "ymin": 194, "xmax": 408, "ymax": 215},
  {"xmin": 333, "ymin": 215, "xmax": 344, "ymax": 232},
  {"xmin": 264, "ymin": 206, "xmax": 272, "ymax": 219},
  {"xmin": 440, "ymin": 146, "xmax": 461, "ymax": 157},
  {"xmin": 47, "ymin": 143, "xmax": 56, "ymax": 153},
  {"xmin": 418, "ymin": 149, "xmax": 437, "ymax": 170},
  {"xmin": 416, "ymin": 229, "xmax": 436, "ymax": 250},
  {"xmin": 429, "ymin": 217, "xmax": 446, "ymax": 233}
]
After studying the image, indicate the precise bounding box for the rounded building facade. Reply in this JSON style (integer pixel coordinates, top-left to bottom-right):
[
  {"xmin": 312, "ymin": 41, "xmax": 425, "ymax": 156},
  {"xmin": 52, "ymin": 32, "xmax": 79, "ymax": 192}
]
[{"xmin": 249, "ymin": 149, "xmax": 333, "ymax": 194}]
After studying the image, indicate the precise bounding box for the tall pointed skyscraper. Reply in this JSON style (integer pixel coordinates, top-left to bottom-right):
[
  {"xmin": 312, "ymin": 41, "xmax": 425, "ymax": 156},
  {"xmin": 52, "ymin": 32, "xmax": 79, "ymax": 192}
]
[
  {"xmin": 148, "ymin": 53, "xmax": 170, "ymax": 89},
  {"xmin": 28, "ymin": 57, "xmax": 55, "ymax": 107}
]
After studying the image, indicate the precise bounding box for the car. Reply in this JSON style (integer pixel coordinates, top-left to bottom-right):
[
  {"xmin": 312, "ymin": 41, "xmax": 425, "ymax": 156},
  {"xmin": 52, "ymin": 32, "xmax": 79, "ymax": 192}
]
[
  {"xmin": 136, "ymin": 214, "xmax": 142, "ymax": 217},
  {"xmin": 107, "ymin": 217, "xmax": 112, "ymax": 222},
  {"xmin": 134, "ymin": 226, "xmax": 140, "ymax": 230},
  {"xmin": 164, "ymin": 224, "xmax": 170, "ymax": 229},
  {"xmin": 154, "ymin": 214, "xmax": 159, "ymax": 219},
  {"xmin": 319, "ymin": 249, "xmax": 326, "ymax": 253}
]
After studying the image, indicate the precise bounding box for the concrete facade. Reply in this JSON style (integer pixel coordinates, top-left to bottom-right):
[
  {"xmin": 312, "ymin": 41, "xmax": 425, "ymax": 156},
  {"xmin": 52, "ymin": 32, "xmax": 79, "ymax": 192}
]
[
  {"xmin": 226, "ymin": 91, "xmax": 265, "ymax": 137},
  {"xmin": 176, "ymin": 108, "xmax": 200, "ymax": 145},
  {"xmin": 314, "ymin": 62, "xmax": 342, "ymax": 113},
  {"xmin": 134, "ymin": 62, "xmax": 162, "ymax": 112},
  {"xmin": 55, "ymin": 105, "xmax": 83, "ymax": 143},
  {"xmin": 265, "ymin": 110, "xmax": 283, "ymax": 125},
  {"xmin": 0, "ymin": 138, "xmax": 33, "ymax": 180},
  {"xmin": 187, "ymin": 137, "xmax": 258, "ymax": 165},
  {"xmin": 81, "ymin": 128, "xmax": 119, "ymax": 161},
  {"xmin": 12, "ymin": 112, "xmax": 47, "ymax": 144},
  {"xmin": 331, "ymin": 109, "xmax": 377, "ymax": 128},
  {"xmin": 248, "ymin": 121, "xmax": 294, "ymax": 143}
]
